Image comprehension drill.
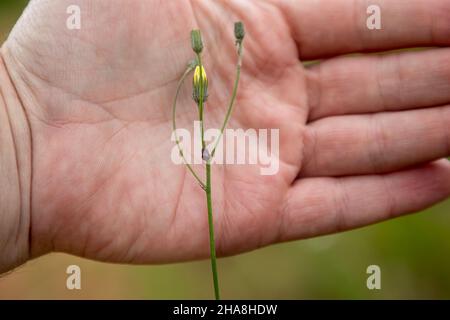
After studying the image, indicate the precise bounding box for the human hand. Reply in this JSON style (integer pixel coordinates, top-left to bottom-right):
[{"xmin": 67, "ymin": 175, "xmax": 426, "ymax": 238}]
[{"xmin": 1, "ymin": 0, "xmax": 449, "ymax": 271}]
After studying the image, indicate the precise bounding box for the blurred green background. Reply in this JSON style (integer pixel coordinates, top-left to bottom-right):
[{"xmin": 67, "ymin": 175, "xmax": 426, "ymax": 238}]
[{"xmin": 1, "ymin": 1, "xmax": 449, "ymax": 299}]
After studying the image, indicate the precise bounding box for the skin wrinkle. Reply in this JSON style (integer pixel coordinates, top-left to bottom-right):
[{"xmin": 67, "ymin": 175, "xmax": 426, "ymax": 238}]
[
  {"xmin": 0, "ymin": 80, "xmax": 23, "ymax": 246},
  {"xmin": 392, "ymin": 53, "xmax": 407, "ymax": 107},
  {"xmin": 101, "ymin": 121, "xmax": 131, "ymax": 146},
  {"xmin": 310, "ymin": 128, "xmax": 319, "ymax": 177},
  {"xmin": 6, "ymin": 51, "xmax": 116, "ymax": 125},
  {"xmin": 10, "ymin": 34, "xmax": 48, "ymax": 71},
  {"xmin": 215, "ymin": 172, "xmax": 233, "ymax": 256},
  {"xmin": 275, "ymin": 193, "xmax": 287, "ymax": 244},
  {"xmin": 305, "ymin": 64, "xmax": 323, "ymax": 122},
  {"xmin": 48, "ymin": 135, "xmax": 144, "ymax": 255},
  {"xmin": 10, "ymin": 34, "xmax": 183, "ymax": 125},
  {"xmin": 71, "ymin": 148, "xmax": 139, "ymax": 216},
  {"xmin": 88, "ymin": 230, "xmax": 117, "ymax": 262},
  {"xmin": 293, "ymin": 182, "xmax": 321, "ymax": 236},
  {"xmin": 367, "ymin": 114, "xmax": 389, "ymax": 173},
  {"xmin": 334, "ymin": 178, "xmax": 352, "ymax": 233},
  {"xmin": 379, "ymin": 174, "xmax": 397, "ymax": 219},
  {"xmin": 119, "ymin": 198, "xmax": 143, "ymax": 264},
  {"xmin": 230, "ymin": 178, "xmax": 272, "ymax": 250},
  {"xmin": 432, "ymin": 162, "xmax": 450, "ymax": 196},
  {"xmin": 61, "ymin": 195, "xmax": 111, "ymax": 257},
  {"xmin": 3, "ymin": 49, "xmax": 45, "ymax": 122},
  {"xmin": 215, "ymin": 171, "xmax": 267, "ymax": 256},
  {"xmin": 91, "ymin": 207, "xmax": 139, "ymax": 262},
  {"xmin": 22, "ymin": 57, "xmax": 175, "ymax": 128},
  {"xmin": 80, "ymin": 219, "xmax": 91, "ymax": 259},
  {"xmin": 63, "ymin": 34, "xmax": 116, "ymax": 68},
  {"xmin": 52, "ymin": 148, "xmax": 140, "ymax": 256},
  {"xmin": 11, "ymin": 59, "xmax": 115, "ymax": 128},
  {"xmin": 93, "ymin": 75, "xmax": 180, "ymax": 106},
  {"xmin": 374, "ymin": 55, "xmax": 391, "ymax": 112},
  {"xmin": 300, "ymin": 127, "xmax": 319, "ymax": 178},
  {"xmin": 0, "ymin": 53, "xmax": 32, "ymax": 266},
  {"xmin": 278, "ymin": 186, "xmax": 292, "ymax": 243}
]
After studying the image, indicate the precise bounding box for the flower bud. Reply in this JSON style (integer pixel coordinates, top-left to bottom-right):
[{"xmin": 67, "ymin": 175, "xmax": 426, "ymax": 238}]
[
  {"xmin": 191, "ymin": 29, "xmax": 203, "ymax": 54},
  {"xmin": 192, "ymin": 65, "xmax": 208, "ymax": 104},
  {"xmin": 234, "ymin": 21, "xmax": 245, "ymax": 42}
]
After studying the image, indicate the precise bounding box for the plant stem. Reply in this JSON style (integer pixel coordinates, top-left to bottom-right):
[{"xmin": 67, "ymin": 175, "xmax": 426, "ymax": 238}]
[
  {"xmin": 196, "ymin": 53, "xmax": 221, "ymax": 300},
  {"xmin": 211, "ymin": 41, "xmax": 244, "ymax": 157},
  {"xmin": 205, "ymin": 161, "xmax": 220, "ymax": 300},
  {"xmin": 172, "ymin": 64, "xmax": 206, "ymax": 189},
  {"xmin": 196, "ymin": 54, "xmax": 206, "ymax": 150},
  {"xmin": 182, "ymin": 24, "xmax": 243, "ymax": 300}
]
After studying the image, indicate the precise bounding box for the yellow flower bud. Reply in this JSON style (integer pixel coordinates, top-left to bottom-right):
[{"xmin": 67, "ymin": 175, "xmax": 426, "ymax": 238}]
[
  {"xmin": 193, "ymin": 65, "xmax": 207, "ymax": 87},
  {"xmin": 193, "ymin": 65, "xmax": 208, "ymax": 104}
]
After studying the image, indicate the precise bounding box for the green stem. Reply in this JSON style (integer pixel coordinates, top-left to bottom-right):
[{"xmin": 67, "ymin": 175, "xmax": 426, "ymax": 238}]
[
  {"xmin": 172, "ymin": 63, "xmax": 206, "ymax": 189},
  {"xmin": 196, "ymin": 53, "xmax": 206, "ymax": 150},
  {"xmin": 196, "ymin": 53, "xmax": 220, "ymax": 300},
  {"xmin": 211, "ymin": 41, "xmax": 244, "ymax": 158},
  {"xmin": 206, "ymin": 162, "xmax": 220, "ymax": 300}
]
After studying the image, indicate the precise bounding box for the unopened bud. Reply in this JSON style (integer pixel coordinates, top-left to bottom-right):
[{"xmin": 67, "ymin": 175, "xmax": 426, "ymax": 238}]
[
  {"xmin": 191, "ymin": 29, "xmax": 203, "ymax": 54},
  {"xmin": 192, "ymin": 65, "xmax": 208, "ymax": 104},
  {"xmin": 234, "ymin": 21, "xmax": 245, "ymax": 42}
]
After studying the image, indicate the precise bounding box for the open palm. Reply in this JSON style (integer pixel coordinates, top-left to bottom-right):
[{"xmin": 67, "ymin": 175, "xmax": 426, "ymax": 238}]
[{"xmin": 2, "ymin": 0, "xmax": 449, "ymax": 264}]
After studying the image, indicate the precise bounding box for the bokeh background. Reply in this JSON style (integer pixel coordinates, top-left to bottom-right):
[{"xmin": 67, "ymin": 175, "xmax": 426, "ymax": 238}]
[{"xmin": 1, "ymin": 1, "xmax": 449, "ymax": 299}]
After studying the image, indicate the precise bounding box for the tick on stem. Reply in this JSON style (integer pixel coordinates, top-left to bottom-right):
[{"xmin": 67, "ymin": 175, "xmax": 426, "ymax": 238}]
[{"xmin": 171, "ymin": 22, "xmax": 245, "ymax": 300}]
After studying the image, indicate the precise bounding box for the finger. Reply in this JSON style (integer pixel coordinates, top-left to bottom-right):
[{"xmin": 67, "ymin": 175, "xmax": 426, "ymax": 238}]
[
  {"xmin": 280, "ymin": 159, "xmax": 450, "ymax": 241},
  {"xmin": 301, "ymin": 106, "xmax": 450, "ymax": 177},
  {"xmin": 278, "ymin": 0, "xmax": 450, "ymax": 59},
  {"xmin": 306, "ymin": 48, "xmax": 450, "ymax": 121}
]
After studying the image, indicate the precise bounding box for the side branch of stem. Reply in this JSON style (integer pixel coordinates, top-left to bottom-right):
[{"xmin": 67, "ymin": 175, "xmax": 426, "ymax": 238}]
[{"xmin": 172, "ymin": 63, "xmax": 206, "ymax": 189}]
